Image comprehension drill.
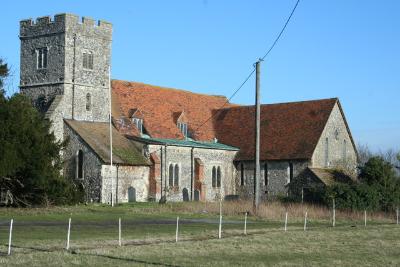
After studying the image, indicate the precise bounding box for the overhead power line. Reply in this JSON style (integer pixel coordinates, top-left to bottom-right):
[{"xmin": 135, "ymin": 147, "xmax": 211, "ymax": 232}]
[{"xmin": 194, "ymin": 0, "xmax": 301, "ymax": 133}]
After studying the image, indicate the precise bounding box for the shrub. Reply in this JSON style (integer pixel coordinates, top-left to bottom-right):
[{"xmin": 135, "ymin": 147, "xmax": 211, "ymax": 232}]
[{"xmin": 0, "ymin": 92, "xmax": 83, "ymax": 206}]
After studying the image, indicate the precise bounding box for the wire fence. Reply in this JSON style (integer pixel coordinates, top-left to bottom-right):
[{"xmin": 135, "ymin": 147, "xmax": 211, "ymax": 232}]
[{"xmin": 0, "ymin": 206, "xmax": 398, "ymax": 256}]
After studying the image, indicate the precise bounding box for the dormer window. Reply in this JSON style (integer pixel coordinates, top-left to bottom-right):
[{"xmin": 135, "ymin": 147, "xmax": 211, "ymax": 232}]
[
  {"xmin": 132, "ymin": 117, "xmax": 143, "ymax": 134},
  {"xmin": 178, "ymin": 122, "xmax": 188, "ymax": 137},
  {"xmin": 36, "ymin": 47, "xmax": 48, "ymax": 69}
]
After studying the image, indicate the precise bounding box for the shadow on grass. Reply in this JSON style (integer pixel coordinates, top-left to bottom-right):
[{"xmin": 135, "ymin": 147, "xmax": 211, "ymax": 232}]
[{"xmin": 75, "ymin": 251, "xmax": 182, "ymax": 267}]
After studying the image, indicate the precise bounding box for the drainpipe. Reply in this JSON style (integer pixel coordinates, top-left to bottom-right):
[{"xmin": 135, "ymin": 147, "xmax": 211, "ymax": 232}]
[
  {"xmin": 164, "ymin": 145, "xmax": 168, "ymax": 197},
  {"xmin": 115, "ymin": 164, "xmax": 119, "ymax": 204},
  {"xmin": 160, "ymin": 146, "xmax": 163, "ymax": 199},
  {"xmin": 190, "ymin": 147, "xmax": 194, "ymax": 201}
]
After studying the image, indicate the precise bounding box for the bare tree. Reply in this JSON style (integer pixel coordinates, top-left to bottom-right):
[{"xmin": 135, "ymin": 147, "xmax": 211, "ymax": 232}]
[{"xmin": 357, "ymin": 143, "xmax": 373, "ymax": 167}]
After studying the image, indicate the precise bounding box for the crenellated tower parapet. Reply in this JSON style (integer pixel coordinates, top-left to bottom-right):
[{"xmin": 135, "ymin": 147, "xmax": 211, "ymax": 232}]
[{"xmin": 19, "ymin": 13, "xmax": 113, "ymax": 141}]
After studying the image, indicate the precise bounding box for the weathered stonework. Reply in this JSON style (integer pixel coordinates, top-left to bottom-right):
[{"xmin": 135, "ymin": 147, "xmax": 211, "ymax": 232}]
[
  {"xmin": 147, "ymin": 144, "xmax": 237, "ymax": 202},
  {"xmin": 236, "ymin": 103, "xmax": 357, "ymax": 200},
  {"xmin": 64, "ymin": 122, "xmax": 103, "ymax": 202},
  {"xmin": 18, "ymin": 13, "xmax": 358, "ymax": 204},
  {"xmin": 20, "ymin": 14, "xmax": 112, "ymax": 143},
  {"xmin": 236, "ymin": 160, "xmax": 310, "ymax": 199},
  {"xmin": 101, "ymin": 165, "xmax": 150, "ymax": 203},
  {"xmin": 312, "ymin": 103, "xmax": 357, "ymax": 172}
]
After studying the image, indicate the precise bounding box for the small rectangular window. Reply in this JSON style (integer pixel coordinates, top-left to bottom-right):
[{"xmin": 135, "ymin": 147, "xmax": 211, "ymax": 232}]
[
  {"xmin": 342, "ymin": 139, "xmax": 347, "ymax": 160},
  {"xmin": 37, "ymin": 47, "xmax": 48, "ymax": 69},
  {"xmin": 83, "ymin": 52, "xmax": 94, "ymax": 70},
  {"xmin": 325, "ymin": 137, "xmax": 329, "ymax": 167}
]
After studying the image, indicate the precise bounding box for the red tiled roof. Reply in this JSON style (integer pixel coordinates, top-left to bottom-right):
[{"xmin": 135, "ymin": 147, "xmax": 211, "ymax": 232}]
[
  {"xmin": 112, "ymin": 80, "xmax": 235, "ymax": 141},
  {"xmin": 214, "ymin": 98, "xmax": 338, "ymax": 160},
  {"xmin": 112, "ymin": 80, "xmax": 343, "ymax": 161}
]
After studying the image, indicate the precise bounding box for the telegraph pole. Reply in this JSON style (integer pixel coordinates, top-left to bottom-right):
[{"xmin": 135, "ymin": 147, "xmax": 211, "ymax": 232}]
[
  {"xmin": 253, "ymin": 60, "xmax": 261, "ymax": 213},
  {"xmin": 109, "ymin": 66, "xmax": 114, "ymax": 207}
]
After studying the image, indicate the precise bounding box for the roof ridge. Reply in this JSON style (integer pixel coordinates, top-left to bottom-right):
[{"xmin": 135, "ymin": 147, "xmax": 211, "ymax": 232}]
[
  {"xmin": 112, "ymin": 79, "xmax": 229, "ymax": 100},
  {"xmin": 218, "ymin": 97, "xmax": 338, "ymax": 110}
]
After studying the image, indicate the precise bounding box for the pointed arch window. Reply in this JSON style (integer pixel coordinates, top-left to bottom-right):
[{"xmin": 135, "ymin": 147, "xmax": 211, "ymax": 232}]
[
  {"xmin": 216, "ymin": 166, "xmax": 221, "ymax": 188},
  {"xmin": 212, "ymin": 166, "xmax": 221, "ymax": 188},
  {"xmin": 212, "ymin": 166, "xmax": 217, "ymax": 188},
  {"xmin": 169, "ymin": 164, "xmax": 174, "ymax": 187},
  {"xmin": 168, "ymin": 163, "xmax": 180, "ymax": 188},
  {"xmin": 264, "ymin": 162, "xmax": 268, "ymax": 186},
  {"xmin": 325, "ymin": 137, "xmax": 329, "ymax": 167},
  {"xmin": 174, "ymin": 164, "xmax": 179, "ymax": 187},
  {"xmin": 342, "ymin": 139, "xmax": 347, "ymax": 160},
  {"xmin": 76, "ymin": 150, "xmax": 84, "ymax": 179},
  {"xmin": 240, "ymin": 163, "xmax": 245, "ymax": 186}
]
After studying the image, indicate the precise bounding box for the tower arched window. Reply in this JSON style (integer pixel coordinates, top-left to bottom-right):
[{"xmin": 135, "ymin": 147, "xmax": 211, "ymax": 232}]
[
  {"xmin": 86, "ymin": 93, "xmax": 91, "ymax": 111},
  {"xmin": 76, "ymin": 150, "xmax": 84, "ymax": 179}
]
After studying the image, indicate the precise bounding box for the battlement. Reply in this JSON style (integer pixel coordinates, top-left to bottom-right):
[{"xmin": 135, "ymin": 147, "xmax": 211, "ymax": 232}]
[{"xmin": 20, "ymin": 13, "xmax": 112, "ymax": 37}]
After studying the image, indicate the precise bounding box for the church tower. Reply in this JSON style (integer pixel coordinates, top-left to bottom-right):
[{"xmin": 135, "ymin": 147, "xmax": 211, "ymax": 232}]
[{"xmin": 19, "ymin": 14, "xmax": 112, "ymax": 141}]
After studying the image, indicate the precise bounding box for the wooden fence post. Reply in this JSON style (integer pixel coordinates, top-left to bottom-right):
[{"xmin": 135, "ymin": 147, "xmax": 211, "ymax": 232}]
[
  {"xmin": 176, "ymin": 216, "xmax": 179, "ymax": 243},
  {"xmin": 218, "ymin": 200, "xmax": 222, "ymax": 239},
  {"xmin": 284, "ymin": 212, "xmax": 288, "ymax": 232},
  {"xmin": 304, "ymin": 211, "xmax": 308, "ymax": 231},
  {"xmin": 7, "ymin": 219, "xmax": 13, "ymax": 255},
  {"xmin": 244, "ymin": 212, "xmax": 248, "ymax": 235},
  {"xmin": 66, "ymin": 218, "xmax": 71, "ymax": 250},
  {"xmin": 332, "ymin": 199, "xmax": 336, "ymax": 227},
  {"xmin": 118, "ymin": 217, "xmax": 122, "ymax": 246},
  {"xmin": 364, "ymin": 210, "xmax": 367, "ymax": 227}
]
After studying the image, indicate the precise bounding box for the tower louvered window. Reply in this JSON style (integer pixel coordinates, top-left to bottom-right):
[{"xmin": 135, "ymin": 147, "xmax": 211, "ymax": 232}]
[
  {"xmin": 37, "ymin": 47, "xmax": 47, "ymax": 69},
  {"xmin": 83, "ymin": 52, "xmax": 94, "ymax": 70}
]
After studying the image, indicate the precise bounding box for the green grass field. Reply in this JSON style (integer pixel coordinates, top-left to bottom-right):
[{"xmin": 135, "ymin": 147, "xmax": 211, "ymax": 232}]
[{"xmin": 0, "ymin": 203, "xmax": 399, "ymax": 266}]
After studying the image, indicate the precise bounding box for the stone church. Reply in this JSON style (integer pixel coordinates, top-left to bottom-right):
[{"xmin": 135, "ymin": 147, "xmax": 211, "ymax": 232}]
[{"xmin": 19, "ymin": 14, "xmax": 358, "ymax": 203}]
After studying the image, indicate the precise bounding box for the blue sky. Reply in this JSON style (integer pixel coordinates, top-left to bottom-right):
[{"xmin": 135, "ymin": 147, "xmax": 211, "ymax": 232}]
[{"xmin": 1, "ymin": 0, "xmax": 399, "ymax": 151}]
